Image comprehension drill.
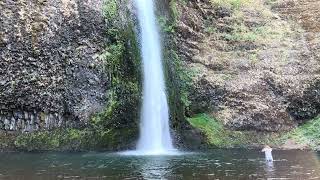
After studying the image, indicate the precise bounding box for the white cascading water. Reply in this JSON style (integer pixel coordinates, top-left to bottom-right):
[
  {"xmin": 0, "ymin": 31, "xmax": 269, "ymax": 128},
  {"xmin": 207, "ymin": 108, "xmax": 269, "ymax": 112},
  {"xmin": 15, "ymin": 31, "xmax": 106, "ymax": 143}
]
[{"xmin": 134, "ymin": 0, "xmax": 174, "ymax": 155}]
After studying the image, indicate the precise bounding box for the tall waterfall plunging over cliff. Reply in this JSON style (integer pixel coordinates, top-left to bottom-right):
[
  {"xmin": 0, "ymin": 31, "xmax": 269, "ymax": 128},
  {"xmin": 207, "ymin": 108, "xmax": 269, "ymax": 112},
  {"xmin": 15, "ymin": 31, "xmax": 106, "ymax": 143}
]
[{"xmin": 134, "ymin": 0, "xmax": 174, "ymax": 155}]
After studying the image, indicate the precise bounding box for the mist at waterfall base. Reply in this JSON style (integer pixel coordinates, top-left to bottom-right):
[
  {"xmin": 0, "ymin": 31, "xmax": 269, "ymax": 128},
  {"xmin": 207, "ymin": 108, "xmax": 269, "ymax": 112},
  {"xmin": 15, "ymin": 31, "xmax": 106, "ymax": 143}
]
[{"xmin": 121, "ymin": 0, "xmax": 177, "ymax": 156}]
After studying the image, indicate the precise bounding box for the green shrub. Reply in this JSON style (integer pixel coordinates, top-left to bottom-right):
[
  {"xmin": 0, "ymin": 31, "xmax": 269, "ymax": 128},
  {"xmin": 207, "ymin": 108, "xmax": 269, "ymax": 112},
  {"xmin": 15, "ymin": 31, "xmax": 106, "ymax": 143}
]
[
  {"xmin": 158, "ymin": 16, "xmax": 176, "ymax": 33},
  {"xmin": 103, "ymin": 0, "xmax": 118, "ymax": 20},
  {"xmin": 281, "ymin": 117, "xmax": 320, "ymax": 150},
  {"xmin": 210, "ymin": 0, "xmax": 252, "ymax": 9},
  {"xmin": 89, "ymin": 0, "xmax": 141, "ymax": 149},
  {"xmin": 222, "ymin": 24, "xmax": 268, "ymax": 42},
  {"xmin": 187, "ymin": 113, "xmax": 278, "ymax": 148},
  {"xmin": 169, "ymin": 0, "xmax": 179, "ymax": 23}
]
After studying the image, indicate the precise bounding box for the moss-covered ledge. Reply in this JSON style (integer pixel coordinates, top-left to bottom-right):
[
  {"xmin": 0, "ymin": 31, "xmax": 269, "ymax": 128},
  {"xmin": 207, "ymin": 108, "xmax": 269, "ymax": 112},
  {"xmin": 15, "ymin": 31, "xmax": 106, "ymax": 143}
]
[
  {"xmin": 187, "ymin": 113, "xmax": 280, "ymax": 148},
  {"xmin": 13, "ymin": 128, "xmax": 137, "ymax": 152},
  {"xmin": 187, "ymin": 113, "xmax": 320, "ymax": 150}
]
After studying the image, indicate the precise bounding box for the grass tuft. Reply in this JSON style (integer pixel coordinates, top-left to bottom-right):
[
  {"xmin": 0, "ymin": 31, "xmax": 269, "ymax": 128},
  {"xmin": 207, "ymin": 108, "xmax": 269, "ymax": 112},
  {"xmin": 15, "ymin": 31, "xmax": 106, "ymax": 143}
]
[
  {"xmin": 210, "ymin": 0, "xmax": 252, "ymax": 9},
  {"xmin": 280, "ymin": 117, "xmax": 320, "ymax": 150},
  {"xmin": 187, "ymin": 113, "xmax": 277, "ymax": 148}
]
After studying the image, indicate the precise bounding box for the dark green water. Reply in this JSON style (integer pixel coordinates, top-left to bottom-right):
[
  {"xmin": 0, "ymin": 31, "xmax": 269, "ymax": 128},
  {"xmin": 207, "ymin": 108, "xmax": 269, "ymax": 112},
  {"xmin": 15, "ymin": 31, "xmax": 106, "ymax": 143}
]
[{"xmin": 0, "ymin": 150, "xmax": 319, "ymax": 180}]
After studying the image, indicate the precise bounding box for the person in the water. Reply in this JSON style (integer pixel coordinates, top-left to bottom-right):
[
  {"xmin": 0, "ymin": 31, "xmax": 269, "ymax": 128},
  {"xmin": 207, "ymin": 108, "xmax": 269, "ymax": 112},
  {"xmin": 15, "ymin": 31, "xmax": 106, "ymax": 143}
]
[{"xmin": 262, "ymin": 145, "xmax": 273, "ymax": 162}]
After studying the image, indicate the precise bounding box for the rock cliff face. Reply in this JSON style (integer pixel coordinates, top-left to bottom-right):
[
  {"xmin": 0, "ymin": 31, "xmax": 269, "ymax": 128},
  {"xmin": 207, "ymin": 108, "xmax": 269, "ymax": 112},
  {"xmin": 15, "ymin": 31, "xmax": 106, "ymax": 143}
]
[
  {"xmin": 175, "ymin": 0, "xmax": 320, "ymax": 131},
  {"xmin": 0, "ymin": 0, "xmax": 319, "ymax": 151},
  {"xmin": 0, "ymin": 0, "xmax": 108, "ymax": 132}
]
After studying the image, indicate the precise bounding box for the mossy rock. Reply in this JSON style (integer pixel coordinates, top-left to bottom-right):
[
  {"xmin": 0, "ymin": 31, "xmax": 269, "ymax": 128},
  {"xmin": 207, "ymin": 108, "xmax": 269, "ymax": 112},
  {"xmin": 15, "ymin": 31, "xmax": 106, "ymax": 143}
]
[
  {"xmin": 277, "ymin": 116, "xmax": 320, "ymax": 150},
  {"xmin": 187, "ymin": 113, "xmax": 280, "ymax": 148},
  {"xmin": 14, "ymin": 127, "xmax": 138, "ymax": 152}
]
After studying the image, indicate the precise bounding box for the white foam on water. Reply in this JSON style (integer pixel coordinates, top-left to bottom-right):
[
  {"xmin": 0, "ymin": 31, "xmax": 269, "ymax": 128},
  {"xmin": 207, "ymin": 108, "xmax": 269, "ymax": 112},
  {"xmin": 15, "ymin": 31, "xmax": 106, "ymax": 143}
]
[{"xmin": 118, "ymin": 149, "xmax": 181, "ymax": 156}]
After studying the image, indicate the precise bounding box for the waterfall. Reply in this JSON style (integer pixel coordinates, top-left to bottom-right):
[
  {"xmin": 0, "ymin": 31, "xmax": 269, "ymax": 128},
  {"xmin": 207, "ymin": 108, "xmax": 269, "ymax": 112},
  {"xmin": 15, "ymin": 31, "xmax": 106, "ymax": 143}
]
[{"xmin": 134, "ymin": 0, "xmax": 175, "ymax": 155}]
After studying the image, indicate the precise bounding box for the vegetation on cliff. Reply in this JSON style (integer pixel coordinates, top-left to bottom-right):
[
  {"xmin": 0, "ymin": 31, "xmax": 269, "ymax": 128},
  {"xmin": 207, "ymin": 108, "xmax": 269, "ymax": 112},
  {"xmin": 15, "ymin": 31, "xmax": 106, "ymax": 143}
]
[
  {"xmin": 10, "ymin": 0, "xmax": 142, "ymax": 151},
  {"xmin": 172, "ymin": 0, "xmax": 319, "ymax": 149},
  {"xmin": 187, "ymin": 113, "xmax": 320, "ymax": 150},
  {"xmin": 91, "ymin": 0, "xmax": 141, "ymax": 140},
  {"xmin": 279, "ymin": 116, "xmax": 320, "ymax": 150},
  {"xmin": 187, "ymin": 113, "xmax": 279, "ymax": 148}
]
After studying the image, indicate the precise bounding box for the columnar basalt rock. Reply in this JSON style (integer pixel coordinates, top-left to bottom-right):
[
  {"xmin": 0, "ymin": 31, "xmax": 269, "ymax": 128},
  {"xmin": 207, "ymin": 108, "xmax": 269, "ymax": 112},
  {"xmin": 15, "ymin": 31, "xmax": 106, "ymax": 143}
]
[
  {"xmin": 0, "ymin": 0, "xmax": 108, "ymax": 133},
  {"xmin": 0, "ymin": 110, "xmax": 76, "ymax": 132}
]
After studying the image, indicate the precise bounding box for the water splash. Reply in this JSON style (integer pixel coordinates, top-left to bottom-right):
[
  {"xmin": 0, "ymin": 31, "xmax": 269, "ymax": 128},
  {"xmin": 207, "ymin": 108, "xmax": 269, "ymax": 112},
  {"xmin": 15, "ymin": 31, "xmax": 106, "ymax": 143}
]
[{"xmin": 133, "ymin": 0, "xmax": 175, "ymax": 155}]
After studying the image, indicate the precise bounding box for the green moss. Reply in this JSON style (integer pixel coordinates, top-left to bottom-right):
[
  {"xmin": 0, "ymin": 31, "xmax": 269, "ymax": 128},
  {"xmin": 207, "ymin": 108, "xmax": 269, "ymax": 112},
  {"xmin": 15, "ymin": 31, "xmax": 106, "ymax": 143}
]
[
  {"xmin": 158, "ymin": 16, "xmax": 176, "ymax": 33},
  {"xmin": 187, "ymin": 113, "xmax": 278, "ymax": 148},
  {"xmin": 0, "ymin": 133, "xmax": 17, "ymax": 151},
  {"xmin": 167, "ymin": 50, "xmax": 194, "ymax": 108},
  {"xmin": 88, "ymin": 0, "xmax": 142, "ymax": 149},
  {"xmin": 204, "ymin": 26, "xmax": 218, "ymax": 34},
  {"xmin": 222, "ymin": 24, "xmax": 268, "ymax": 43},
  {"xmin": 157, "ymin": 0, "xmax": 180, "ymax": 34},
  {"xmin": 154, "ymin": 0, "xmax": 191, "ymax": 131},
  {"xmin": 103, "ymin": 0, "xmax": 118, "ymax": 20},
  {"xmin": 94, "ymin": 128, "xmax": 138, "ymax": 149},
  {"xmin": 169, "ymin": 0, "xmax": 179, "ymax": 23},
  {"xmin": 14, "ymin": 129, "xmax": 89, "ymax": 151},
  {"xmin": 93, "ymin": 24, "xmax": 141, "ymax": 129},
  {"xmin": 14, "ymin": 128, "xmax": 138, "ymax": 152},
  {"xmin": 278, "ymin": 117, "xmax": 320, "ymax": 150},
  {"xmin": 210, "ymin": 0, "xmax": 252, "ymax": 9}
]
